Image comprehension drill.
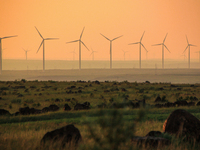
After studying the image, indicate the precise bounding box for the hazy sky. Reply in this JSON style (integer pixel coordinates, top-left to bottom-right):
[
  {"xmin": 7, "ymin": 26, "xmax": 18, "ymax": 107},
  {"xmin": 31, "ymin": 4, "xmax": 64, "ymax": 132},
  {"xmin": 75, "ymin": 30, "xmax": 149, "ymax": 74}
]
[{"xmin": 1, "ymin": 0, "xmax": 200, "ymax": 61}]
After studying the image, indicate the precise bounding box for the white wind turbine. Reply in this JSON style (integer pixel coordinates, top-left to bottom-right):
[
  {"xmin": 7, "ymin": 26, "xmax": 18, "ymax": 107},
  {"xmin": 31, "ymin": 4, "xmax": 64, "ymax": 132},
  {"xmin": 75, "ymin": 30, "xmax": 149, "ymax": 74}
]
[
  {"xmin": 122, "ymin": 50, "xmax": 128, "ymax": 61},
  {"xmin": 100, "ymin": 33, "xmax": 123, "ymax": 69},
  {"xmin": 22, "ymin": 48, "xmax": 31, "ymax": 60},
  {"xmin": 90, "ymin": 48, "xmax": 97, "ymax": 61},
  {"xmin": 35, "ymin": 26, "xmax": 59, "ymax": 71},
  {"xmin": 183, "ymin": 35, "xmax": 196, "ymax": 68},
  {"xmin": 129, "ymin": 31, "xmax": 147, "ymax": 69},
  {"xmin": 152, "ymin": 33, "xmax": 170, "ymax": 69},
  {"xmin": 66, "ymin": 27, "xmax": 89, "ymax": 70},
  {"xmin": 0, "ymin": 35, "xmax": 17, "ymax": 74}
]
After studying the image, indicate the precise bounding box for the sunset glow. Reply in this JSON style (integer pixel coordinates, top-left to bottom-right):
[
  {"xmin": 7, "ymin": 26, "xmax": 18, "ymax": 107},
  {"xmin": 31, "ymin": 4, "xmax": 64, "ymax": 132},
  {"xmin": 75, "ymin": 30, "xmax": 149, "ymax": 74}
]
[{"xmin": 1, "ymin": 0, "xmax": 200, "ymax": 61}]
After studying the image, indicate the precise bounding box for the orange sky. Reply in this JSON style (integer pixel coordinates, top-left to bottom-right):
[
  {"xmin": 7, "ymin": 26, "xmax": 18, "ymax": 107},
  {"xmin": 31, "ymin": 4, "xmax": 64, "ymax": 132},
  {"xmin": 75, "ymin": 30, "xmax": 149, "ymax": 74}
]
[{"xmin": 1, "ymin": 0, "xmax": 200, "ymax": 61}]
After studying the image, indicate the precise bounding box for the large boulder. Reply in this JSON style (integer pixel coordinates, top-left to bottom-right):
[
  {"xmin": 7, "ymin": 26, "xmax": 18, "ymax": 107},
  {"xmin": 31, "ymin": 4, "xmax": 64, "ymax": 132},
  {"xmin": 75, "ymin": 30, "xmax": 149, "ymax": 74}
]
[
  {"xmin": 41, "ymin": 124, "xmax": 82, "ymax": 147},
  {"xmin": 145, "ymin": 131, "xmax": 162, "ymax": 137},
  {"xmin": 164, "ymin": 109, "xmax": 200, "ymax": 141},
  {"xmin": 0, "ymin": 109, "xmax": 10, "ymax": 116}
]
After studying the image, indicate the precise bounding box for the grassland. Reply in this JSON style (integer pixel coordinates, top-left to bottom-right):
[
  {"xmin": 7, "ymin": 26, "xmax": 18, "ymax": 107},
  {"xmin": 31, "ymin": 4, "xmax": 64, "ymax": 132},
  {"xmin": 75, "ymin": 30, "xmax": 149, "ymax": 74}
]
[{"xmin": 0, "ymin": 80, "xmax": 200, "ymax": 149}]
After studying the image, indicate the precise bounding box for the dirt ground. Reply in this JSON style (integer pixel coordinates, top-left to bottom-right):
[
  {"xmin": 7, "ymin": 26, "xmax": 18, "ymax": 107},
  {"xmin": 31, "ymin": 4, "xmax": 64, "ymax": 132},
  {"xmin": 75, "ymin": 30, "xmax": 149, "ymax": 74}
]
[{"xmin": 0, "ymin": 68, "xmax": 200, "ymax": 83}]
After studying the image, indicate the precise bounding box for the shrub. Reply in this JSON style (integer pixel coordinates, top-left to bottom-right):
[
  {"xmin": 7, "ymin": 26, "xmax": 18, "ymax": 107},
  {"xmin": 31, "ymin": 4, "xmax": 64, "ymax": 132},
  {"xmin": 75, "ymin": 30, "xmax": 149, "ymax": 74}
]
[
  {"xmin": 11, "ymin": 99, "xmax": 21, "ymax": 104},
  {"xmin": 82, "ymin": 109, "xmax": 145, "ymax": 150}
]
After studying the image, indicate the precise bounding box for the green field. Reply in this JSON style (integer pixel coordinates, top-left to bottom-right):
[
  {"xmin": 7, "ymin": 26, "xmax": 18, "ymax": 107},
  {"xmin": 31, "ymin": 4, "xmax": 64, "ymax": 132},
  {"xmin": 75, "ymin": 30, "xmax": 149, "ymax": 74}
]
[{"xmin": 0, "ymin": 80, "xmax": 200, "ymax": 149}]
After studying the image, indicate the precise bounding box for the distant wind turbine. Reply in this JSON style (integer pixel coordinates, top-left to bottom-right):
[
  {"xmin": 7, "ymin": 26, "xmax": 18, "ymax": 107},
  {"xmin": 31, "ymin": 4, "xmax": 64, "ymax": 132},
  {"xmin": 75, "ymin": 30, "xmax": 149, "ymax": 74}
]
[
  {"xmin": 35, "ymin": 26, "xmax": 59, "ymax": 71},
  {"xmin": 183, "ymin": 35, "xmax": 196, "ymax": 68},
  {"xmin": 181, "ymin": 54, "xmax": 186, "ymax": 61},
  {"xmin": 195, "ymin": 50, "xmax": 200, "ymax": 63},
  {"xmin": 146, "ymin": 51, "xmax": 148, "ymax": 60},
  {"xmin": 100, "ymin": 33, "xmax": 123, "ymax": 69},
  {"xmin": 66, "ymin": 27, "xmax": 89, "ymax": 70},
  {"xmin": 70, "ymin": 49, "xmax": 77, "ymax": 61},
  {"xmin": 122, "ymin": 50, "xmax": 128, "ymax": 61},
  {"xmin": 90, "ymin": 48, "xmax": 97, "ymax": 61},
  {"xmin": 22, "ymin": 48, "xmax": 30, "ymax": 60},
  {"xmin": 0, "ymin": 35, "xmax": 17, "ymax": 74},
  {"xmin": 129, "ymin": 31, "xmax": 147, "ymax": 69},
  {"xmin": 152, "ymin": 33, "xmax": 170, "ymax": 69}
]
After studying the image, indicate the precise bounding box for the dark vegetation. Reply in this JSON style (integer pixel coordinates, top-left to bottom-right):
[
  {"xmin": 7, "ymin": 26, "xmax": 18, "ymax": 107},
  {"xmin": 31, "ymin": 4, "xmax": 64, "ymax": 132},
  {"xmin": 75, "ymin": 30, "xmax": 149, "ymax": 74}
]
[{"xmin": 0, "ymin": 79, "xmax": 200, "ymax": 149}]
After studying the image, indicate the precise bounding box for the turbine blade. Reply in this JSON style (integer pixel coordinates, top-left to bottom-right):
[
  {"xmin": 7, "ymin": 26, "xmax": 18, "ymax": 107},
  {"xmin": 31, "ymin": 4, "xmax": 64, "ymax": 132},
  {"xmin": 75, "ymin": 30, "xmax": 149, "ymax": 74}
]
[
  {"xmin": 45, "ymin": 38, "xmax": 59, "ymax": 40},
  {"xmin": 152, "ymin": 43, "xmax": 162, "ymax": 46},
  {"xmin": 36, "ymin": 41, "xmax": 43, "ymax": 53},
  {"xmin": 141, "ymin": 43, "xmax": 148, "ymax": 52},
  {"xmin": 22, "ymin": 48, "xmax": 25, "ymax": 51},
  {"xmin": 66, "ymin": 40, "xmax": 79, "ymax": 44},
  {"xmin": 140, "ymin": 31, "xmax": 145, "ymax": 42},
  {"xmin": 81, "ymin": 41, "xmax": 90, "ymax": 51},
  {"xmin": 163, "ymin": 33, "xmax": 168, "ymax": 43},
  {"xmin": 80, "ymin": 27, "xmax": 85, "ymax": 39},
  {"xmin": 100, "ymin": 33, "xmax": 110, "ymax": 41},
  {"xmin": 164, "ymin": 44, "xmax": 170, "ymax": 53},
  {"xmin": 35, "ymin": 26, "xmax": 43, "ymax": 39},
  {"xmin": 186, "ymin": 35, "xmax": 189, "ymax": 44},
  {"xmin": 112, "ymin": 35, "xmax": 123, "ymax": 41},
  {"xmin": 2, "ymin": 35, "xmax": 18, "ymax": 39},
  {"xmin": 190, "ymin": 44, "xmax": 197, "ymax": 47},
  {"xmin": 183, "ymin": 45, "xmax": 188, "ymax": 53},
  {"xmin": 128, "ymin": 42, "xmax": 139, "ymax": 45}
]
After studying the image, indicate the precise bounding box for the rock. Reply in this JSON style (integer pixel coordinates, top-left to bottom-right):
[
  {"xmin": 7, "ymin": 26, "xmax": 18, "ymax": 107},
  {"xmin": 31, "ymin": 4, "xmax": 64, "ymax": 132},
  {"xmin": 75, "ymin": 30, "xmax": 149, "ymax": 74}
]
[
  {"xmin": 41, "ymin": 124, "xmax": 82, "ymax": 147},
  {"xmin": 42, "ymin": 104, "xmax": 59, "ymax": 113},
  {"xmin": 155, "ymin": 96, "xmax": 162, "ymax": 102},
  {"xmin": 196, "ymin": 101, "xmax": 200, "ymax": 106},
  {"xmin": 55, "ymin": 98, "xmax": 60, "ymax": 102},
  {"xmin": 145, "ymin": 81, "xmax": 150, "ymax": 84},
  {"xmin": 64, "ymin": 104, "xmax": 71, "ymax": 111},
  {"xmin": 83, "ymin": 102, "xmax": 90, "ymax": 106},
  {"xmin": 164, "ymin": 109, "xmax": 200, "ymax": 141},
  {"xmin": 163, "ymin": 120, "xmax": 167, "ymax": 132},
  {"xmin": 174, "ymin": 100, "xmax": 188, "ymax": 106},
  {"xmin": 146, "ymin": 131, "xmax": 162, "ymax": 137},
  {"xmin": 0, "ymin": 109, "xmax": 10, "ymax": 116},
  {"xmin": 132, "ymin": 136, "xmax": 171, "ymax": 148},
  {"xmin": 19, "ymin": 107, "xmax": 41, "ymax": 115},
  {"xmin": 74, "ymin": 103, "xmax": 90, "ymax": 110}
]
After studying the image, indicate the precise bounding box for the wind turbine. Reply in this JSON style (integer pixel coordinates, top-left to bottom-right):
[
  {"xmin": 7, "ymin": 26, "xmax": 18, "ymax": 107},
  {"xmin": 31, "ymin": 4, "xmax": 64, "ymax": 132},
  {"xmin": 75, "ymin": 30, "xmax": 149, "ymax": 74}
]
[
  {"xmin": 195, "ymin": 50, "xmax": 200, "ymax": 63},
  {"xmin": 70, "ymin": 49, "xmax": 77, "ymax": 61},
  {"xmin": 129, "ymin": 31, "xmax": 147, "ymax": 69},
  {"xmin": 122, "ymin": 50, "xmax": 128, "ymax": 61},
  {"xmin": 181, "ymin": 54, "xmax": 186, "ymax": 61},
  {"xmin": 183, "ymin": 35, "xmax": 196, "ymax": 68},
  {"xmin": 152, "ymin": 33, "xmax": 170, "ymax": 69},
  {"xmin": 100, "ymin": 33, "xmax": 123, "ymax": 69},
  {"xmin": 0, "ymin": 35, "xmax": 17, "ymax": 74},
  {"xmin": 66, "ymin": 27, "xmax": 89, "ymax": 70},
  {"xmin": 22, "ymin": 48, "xmax": 30, "ymax": 60},
  {"xmin": 90, "ymin": 48, "xmax": 97, "ymax": 61},
  {"xmin": 35, "ymin": 26, "xmax": 59, "ymax": 71}
]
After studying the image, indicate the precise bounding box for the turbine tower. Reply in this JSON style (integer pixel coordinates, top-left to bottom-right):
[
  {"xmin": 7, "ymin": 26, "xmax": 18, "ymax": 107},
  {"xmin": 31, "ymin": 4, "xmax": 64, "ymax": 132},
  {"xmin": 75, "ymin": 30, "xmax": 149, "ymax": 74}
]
[
  {"xmin": 196, "ymin": 50, "xmax": 200, "ymax": 63},
  {"xmin": 70, "ymin": 49, "xmax": 77, "ymax": 61},
  {"xmin": 122, "ymin": 50, "xmax": 128, "ymax": 61},
  {"xmin": 90, "ymin": 48, "xmax": 97, "ymax": 61},
  {"xmin": 0, "ymin": 35, "xmax": 17, "ymax": 74},
  {"xmin": 152, "ymin": 33, "xmax": 170, "ymax": 69},
  {"xmin": 183, "ymin": 35, "xmax": 196, "ymax": 68},
  {"xmin": 100, "ymin": 33, "xmax": 123, "ymax": 69},
  {"xmin": 35, "ymin": 26, "xmax": 59, "ymax": 72},
  {"xmin": 129, "ymin": 31, "xmax": 147, "ymax": 69},
  {"xmin": 22, "ymin": 48, "xmax": 30, "ymax": 60},
  {"xmin": 66, "ymin": 27, "xmax": 89, "ymax": 70}
]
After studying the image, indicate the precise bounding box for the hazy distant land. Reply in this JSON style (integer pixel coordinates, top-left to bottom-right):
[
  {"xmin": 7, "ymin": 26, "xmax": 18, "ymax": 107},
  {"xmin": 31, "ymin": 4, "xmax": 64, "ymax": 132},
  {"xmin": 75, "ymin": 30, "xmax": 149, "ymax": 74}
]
[{"xmin": 1, "ymin": 60, "xmax": 199, "ymax": 83}]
